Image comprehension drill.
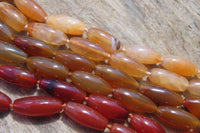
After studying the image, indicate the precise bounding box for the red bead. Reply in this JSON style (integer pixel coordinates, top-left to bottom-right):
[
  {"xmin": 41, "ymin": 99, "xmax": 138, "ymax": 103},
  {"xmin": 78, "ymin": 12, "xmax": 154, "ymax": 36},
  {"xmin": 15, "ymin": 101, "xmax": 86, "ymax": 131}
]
[
  {"xmin": 13, "ymin": 96, "xmax": 63, "ymax": 116},
  {"xmin": 0, "ymin": 91, "xmax": 11, "ymax": 111},
  {"xmin": 0, "ymin": 65, "xmax": 37, "ymax": 89},
  {"xmin": 39, "ymin": 79, "xmax": 86, "ymax": 103},
  {"xmin": 130, "ymin": 114, "xmax": 166, "ymax": 133},
  {"xmin": 87, "ymin": 94, "xmax": 128, "ymax": 120},
  {"xmin": 109, "ymin": 123, "xmax": 137, "ymax": 133},
  {"xmin": 184, "ymin": 98, "xmax": 200, "ymax": 118},
  {"xmin": 64, "ymin": 102, "xmax": 108, "ymax": 131}
]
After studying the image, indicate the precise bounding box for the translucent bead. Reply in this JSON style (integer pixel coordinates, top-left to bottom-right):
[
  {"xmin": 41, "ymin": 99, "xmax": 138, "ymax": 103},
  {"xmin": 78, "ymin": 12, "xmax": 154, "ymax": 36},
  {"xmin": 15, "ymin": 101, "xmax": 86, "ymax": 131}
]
[
  {"xmin": 46, "ymin": 15, "xmax": 85, "ymax": 35},
  {"xmin": 184, "ymin": 98, "xmax": 200, "ymax": 118},
  {"xmin": 0, "ymin": 91, "xmax": 12, "ymax": 111},
  {"xmin": 149, "ymin": 68, "xmax": 189, "ymax": 92},
  {"xmin": 161, "ymin": 56, "xmax": 199, "ymax": 76},
  {"xmin": 123, "ymin": 45, "xmax": 161, "ymax": 64},
  {"xmin": 14, "ymin": 0, "xmax": 47, "ymax": 22},
  {"xmin": 188, "ymin": 80, "xmax": 200, "ymax": 97},
  {"xmin": 109, "ymin": 52, "xmax": 148, "ymax": 78},
  {"xmin": 0, "ymin": 21, "xmax": 14, "ymax": 41},
  {"xmin": 87, "ymin": 28, "xmax": 121, "ymax": 53},
  {"xmin": 27, "ymin": 23, "xmax": 68, "ymax": 46},
  {"xmin": 109, "ymin": 123, "xmax": 137, "ymax": 133},
  {"xmin": 0, "ymin": 2, "xmax": 28, "ymax": 32}
]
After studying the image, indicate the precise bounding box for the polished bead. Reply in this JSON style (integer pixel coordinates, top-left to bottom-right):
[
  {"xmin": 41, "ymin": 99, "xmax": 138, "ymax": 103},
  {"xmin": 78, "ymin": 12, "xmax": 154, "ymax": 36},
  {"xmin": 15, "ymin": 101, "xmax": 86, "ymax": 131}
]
[
  {"xmin": 87, "ymin": 94, "xmax": 128, "ymax": 120},
  {"xmin": 0, "ymin": 21, "xmax": 14, "ymax": 41},
  {"xmin": 27, "ymin": 57, "xmax": 69, "ymax": 80},
  {"xmin": 0, "ymin": 2, "xmax": 28, "ymax": 32},
  {"xmin": 0, "ymin": 91, "xmax": 11, "ymax": 111},
  {"xmin": 184, "ymin": 98, "xmax": 200, "ymax": 118},
  {"xmin": 109, "ymin": 123, "xmax": 137, "ymax": 133},
  {"xmin": 0, "ymin": 41, "xmax": 27, "ymax": 66},
  {"xmin": 179, "ymin": 132, "xmax": 199, "ymax": 133},
  {"xmin": 149, "ymin": 68, "xmax": 189, "ymax": 92},
  {"xmin": 123, "ymin": 45, "xmax": 161, "ymax": 64},
  {"xmin": 14, "ymin": 0, "xmax": 47, "ymax": 22},
  {"xmin": 0, "ymin": 65, "xmax": 37, "ymax": 89},
  {"xmin": 113, "ymin": 88, "xmax": 157, "ymax": 113},
  {"xmin": 46, "ymin": 15, "xmax": 85, "ymax": 35},
  {"xmin": 13, "ymin": 96, "xmax": 63, "ymax": 116},
  {"xmin": 55, "ymin": 50, "xmax": 95, "ymax": 72},
  {"xmin": 14, "ymin": 36, "xmax": 54, "ymax": 57},
  {"xmin": 27, "ymin": 23, "xmax": 68, "ymax": 46},
  {"xmin": 130, "ymin": 114, "xmax": 166, "ymax": 133},
  {"xmin": 95, "ymin": 65, "xmax": 139, "ymax": 89},
  {"xmin": 161, "ymin": 56, "xmax": 199, "ymax": 76},
  {"xmin": 68, "ymin": 37, "xmax": 110, "ymax": 61},
  {"xmin": 109, "ymin": 52, "xmax": 148, "ymax": 78},
  {"xmin": 64, "ymin": 102, "xmax": 108, "ymax": 131},
  {"xmin": 39, "ymin": 79, "xmax": 86, "ymax": 103},
  {"xmin": 188, "ymin": 80, "xmax": 200, "ymax": 97},
  {"xmin": 139, "ymin": 84, "xmax": 183, "ymax": 106},
  {"xmin": 71, "ymin": 71, "xmax": 112, "ymax": 95},
  {"xmin": 87, "ymin": 28, "xmax": 121, "ymax": 53},
  {"xmin": 156, "ymin": 106, "xmax": 200, "ymax": 130}
]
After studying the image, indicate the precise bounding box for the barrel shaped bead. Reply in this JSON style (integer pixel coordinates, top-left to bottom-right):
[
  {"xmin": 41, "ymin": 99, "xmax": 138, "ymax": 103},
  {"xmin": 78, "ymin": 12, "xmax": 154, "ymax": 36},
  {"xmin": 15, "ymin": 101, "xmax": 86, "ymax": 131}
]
[
  {"xmin": 188, "ymin": 80, "xmax": 200, "ymax": 97},
  {"xmin": 109, "ymin": 123, "xmax": 137, "ymax": 133},
  {"xmin": 184, "ymin": 98, "xmax": 200, "ymax": 118},
  {"xmin": 0, "ymin": 91, "xmax": 11, "ymax": 111}
]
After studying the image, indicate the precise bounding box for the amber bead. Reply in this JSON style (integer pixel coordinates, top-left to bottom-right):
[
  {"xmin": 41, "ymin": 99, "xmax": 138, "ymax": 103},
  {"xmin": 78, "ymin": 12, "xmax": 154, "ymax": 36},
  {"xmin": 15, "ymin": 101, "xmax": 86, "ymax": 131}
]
[
  {"xmin": 0, "ymin": 2, "xmax": 28, "ymax": 32},
  {"xmin": 14, "ymin": 0, "xmax": 47, "ymax": 22},
  {"xmin": 55, "ymin": 50, "xmax": 95, "ymax": 72},
  {"xmin": 123, "ymin": 45, "xmax": 161, "ymax": 64},
  {"xmin": 109, "ymin": 52, "xmax": 148, "ymax": 78},
  {"xmin": 27, "ymin": 57, "xmax": 69, "ymax": 80},
  {"xmin": 0, "ymin": 21, "xmax": 14, "ymax": 41},
  {"xmin": 39, "ymin": 79, "xmax": 86, "ymax": 103},
  {"xmin": 188, "ymin": 80, "xmax": 200, "ymax": 97},
  {"xmin": 87, "ymin": 28, "xmax": 121, "ymax": 53},
  {"xmin": 156, "ymin": 106, "xmax": 200, "ymax": 130},
  {"xmin": 149, "ymin": 68, "xmax": 189, "ymax": 92},
  {"xmin": 95, "ymin": 65, "xmax": 139, "ymax": 89},
  {"xmin": 161, "ymin": 56, "xmax": 199, "ymax": 76},
  {"xmin": 184, "ymin": 98, "xmax": 200, "ymax": 118},
  {"xmin": 0, "ymin": 91, "xmax": 11, "ymax": 111},
  {"xmin": 14, "ymin": 36, "xmax": 54, "ymax": 57},
  {"xmin": 139, "ymin": 84, "xmax": 184, "ymax": 106},
  {"xmin": 46, "ymin": 15, "xmax": 85, "ymax": 35},
  {"xmin": 64, "ymin": 102, "xmax": 108, "ymax": 131},
  {"xmin": 13, "ymin": 96, "xmax": 63, "ymax": 116},
  {"xmin": 71, "ymin": 71, "xmax": 112, "ymax": 95},
  {"xmin": 113, "ymin": 88, "xmax": 157, "ymax": 113},
  {"xmin": 0, "ymin": 41, "xmax": 27, "ymax": 66},
  {"xmin": 68, "ymin": 37, "xmax": 110, "ymax": 61},
  {"xmin": 109, "ymin": 123, "xmax": 137, "ymax": 133},
  {"xmin": 27, "ymin": 23, "xmax": 68, "ymax": 46}
]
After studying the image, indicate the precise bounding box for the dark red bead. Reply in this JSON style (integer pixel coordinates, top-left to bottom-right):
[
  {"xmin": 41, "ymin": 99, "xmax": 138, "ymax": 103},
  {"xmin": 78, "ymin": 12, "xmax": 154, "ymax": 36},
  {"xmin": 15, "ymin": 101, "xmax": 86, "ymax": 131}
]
[
  {"xmin": 0, "ymin": 91, "xmax": 11, "ymax": 111},
  {"xmin": 184, "ymin": 98, "xmax": 200, "ymax": 118},
  {"xmin": 109, "ymin": 123, "xmax": 137, "ymax": 133}
]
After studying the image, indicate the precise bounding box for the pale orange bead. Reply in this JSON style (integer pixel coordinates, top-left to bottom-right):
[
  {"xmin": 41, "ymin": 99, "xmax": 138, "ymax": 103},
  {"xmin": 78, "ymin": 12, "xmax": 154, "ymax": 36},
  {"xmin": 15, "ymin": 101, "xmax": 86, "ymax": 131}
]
[
  {"xmin": 14, "ymin": 0, "xmax": 47, "ymax": 22},
  {"xmin": 188, "ymin": 80, "xmax": 200, "ymax": 97},
  {"xmin": 46, "ymin": 15, "xmax": 85, "ymax": 35},
  {"xmin": 123, "ymin": 45, "xmax": 161, "ymax": 64},
  {"xmin": 161, "ymin": 56, "xmax": 199, "ymax": 76},
  {"xmin": 149, "ymin": 68, "xmax": 189, "ymax": 92},
  {"xmin": 0, "ymin": 2, "xmax": 28, "ymax": 32}
]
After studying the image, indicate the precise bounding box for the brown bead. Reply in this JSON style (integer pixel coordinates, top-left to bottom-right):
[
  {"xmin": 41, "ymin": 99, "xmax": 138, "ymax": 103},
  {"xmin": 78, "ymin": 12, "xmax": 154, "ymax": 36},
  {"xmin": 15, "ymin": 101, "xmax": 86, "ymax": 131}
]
[
  {"xmin": 184, "ymin": 98, "xmax": 200, "ymax": 118},
  {"xmin": 0, "ymin": 21, "xmax": 14, "ymax": 41},
  {"xmin": 188, "ymin": 79, "xmax": 200, "ymax": 97}
]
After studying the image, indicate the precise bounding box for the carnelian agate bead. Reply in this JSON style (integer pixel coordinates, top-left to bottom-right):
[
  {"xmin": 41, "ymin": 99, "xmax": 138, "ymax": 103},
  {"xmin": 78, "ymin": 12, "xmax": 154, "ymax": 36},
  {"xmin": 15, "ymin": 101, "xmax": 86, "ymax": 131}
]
[
  {"xmin": 71, "ymin": 71, "xmax": 112, "ymax": 95},
  {"xmin": 55, "ymin": 50, "xmax": 95, "ymax": 72},
  {"xmin": 0, "ymin": 65, "xmax": 37, "ymax": 89},
  {"xmin": 64, "ymin": 102, "xmax": 108, "ymax": 131},
  {"xmin": 95, "ymin": 65, "xmax": 139, "ymax": 89},
  {"xmin": 188, "ymin": 80, "xmax": 200, "ymax": 97},
  {"xmin": 0, "ymin": 91, "xmax": 11, "ymax": 111},
  {"xmin": 87, "ymin": 95, "xmax": 128, "ymax": 120},
  {"xmin": 184, "ymin": 98, "xmax": 200, "ymax": 118},
  {"xmin": 13, "ymin": 96, "xmax": 63, "ymax": 116},
  {"xmin": 14, "ymin": 36, "xmax": 54, "ymax": 58},
  {"xmin": 27, "ymin": 23, "xmax": 68, "ymax": 46},
  {"xmin": 39, "ymin": 79, "xmax": 86, "ymax": 103},
  {"xmin": 27, "ymin": 57, "xmax": 69, "ymax": 80},
  {"xmin": 0, "ymin": 2, "xmax": 28, "ymax": 32},
  {"xmin": 14, "ymin": 0, "xmax": 47, "ymax": 22},
  {"xmin": 123, "ymin": 45, "xmax": 161, "ymax": 64},
  {"xmin": 113, "ymin": 88, "xmax": 157, "ymax": 113},
  {"xmin": 0, "ymin": 41, "xmax": 27, "ymax": 66},
  {"xmin": 149, "ymin": 68, "xmax": 189, "ymax": 92},
  {"xmin": 87, "ymin": 28, "xmax": 121, "ymax": 53},
  {"xmin": 161, "ymin": 56, "xmax": 199, "ymax": 76},
  {"xmin": 46, "ymin": 15, "xmax": 85, "ymax": 35},
  {"xmin": 130, "ymin": 114, "xmax": 166, "ymax": 133},
  {"xmin": 68, "ymin": 37, "xmax": 110, "ymax": 61},
  {"xmin": 139, "ymin": 84, "xmax": 183, "ymax": 106},
  {"xmin": 156, "ymin": 106, "xmax": 200, "ymax": 130},
  {"xmin": 0, "ymin": 21, "xmax": 14, "ymax": 41},
  {"xmin": 109, "ymin": 52, "xmax": 148, "ymax": 78},
  {"xmin": 109, "ymin": 123, "xmax": 137, "ymax": 133}
]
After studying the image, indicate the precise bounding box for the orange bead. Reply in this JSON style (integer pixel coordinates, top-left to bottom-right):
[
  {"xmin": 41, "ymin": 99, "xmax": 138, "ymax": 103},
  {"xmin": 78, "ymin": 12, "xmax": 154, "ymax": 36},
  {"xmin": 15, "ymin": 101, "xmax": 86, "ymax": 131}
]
[
  {"xmin": 46, "ymin": 15, "xmax": 86, "ymax": 35},
  {"xmin": 0, "ymin": 21, "xmax": 14, "ymax": 41},
  {"xmin": 161, "ymin": 56, "xmax": 199, "ymax": 76},
  {"xmin": 0, "ymin": 2, "xmax": 28, "ymax": 32},
  {"xmin": 149, "ymin": 68, "xmax": 189, "ymax": 92},
  {"xmin": 188, "ymin": 80, "xmax": 200, "ymax": 97}
]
